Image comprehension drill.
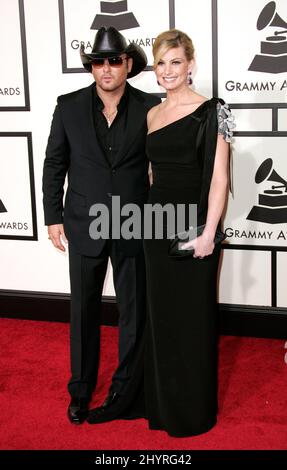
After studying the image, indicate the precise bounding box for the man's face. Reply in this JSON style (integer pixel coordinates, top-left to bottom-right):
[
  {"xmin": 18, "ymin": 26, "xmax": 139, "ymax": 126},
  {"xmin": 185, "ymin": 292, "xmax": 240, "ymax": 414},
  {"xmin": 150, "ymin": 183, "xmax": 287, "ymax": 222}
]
[{"xmin": 91, "ymin": 54, "xmax": 133, "ymax": 92}]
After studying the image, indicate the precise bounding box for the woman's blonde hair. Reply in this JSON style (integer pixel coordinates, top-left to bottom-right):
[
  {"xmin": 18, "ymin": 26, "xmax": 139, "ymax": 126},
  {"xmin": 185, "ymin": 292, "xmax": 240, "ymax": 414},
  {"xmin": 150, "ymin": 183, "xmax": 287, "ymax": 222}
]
[{"xmin": 153, "ymin": 29, "xmax": 195, "ymax": 67}]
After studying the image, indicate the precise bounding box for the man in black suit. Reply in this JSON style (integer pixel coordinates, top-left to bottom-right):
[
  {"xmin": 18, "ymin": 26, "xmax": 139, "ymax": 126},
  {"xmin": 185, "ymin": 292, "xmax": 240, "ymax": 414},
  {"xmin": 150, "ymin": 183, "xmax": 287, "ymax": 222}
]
[{"xmin": 43, "ymin": 27, "xmax": 160, "ymax": 424}]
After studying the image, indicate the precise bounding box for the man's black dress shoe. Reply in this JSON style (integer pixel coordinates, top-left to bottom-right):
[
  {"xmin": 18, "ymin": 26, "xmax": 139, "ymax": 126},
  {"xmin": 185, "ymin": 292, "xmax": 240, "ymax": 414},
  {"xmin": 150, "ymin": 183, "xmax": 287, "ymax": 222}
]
[
  {"xmin": 87, "ymin": 391, "xmax": 121, "ymax": 424},
  {"xmin": 67, "ymin": 397, "xmax": 89, "ymax": 424}
]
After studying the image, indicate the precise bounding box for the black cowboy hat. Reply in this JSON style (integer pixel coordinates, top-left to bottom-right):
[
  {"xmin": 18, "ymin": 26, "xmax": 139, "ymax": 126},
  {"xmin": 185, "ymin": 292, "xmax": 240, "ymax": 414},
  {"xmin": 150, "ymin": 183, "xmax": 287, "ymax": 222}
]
[{"xmin": 80, "ymin": 26, "xmax": 147, "ymax": 78}]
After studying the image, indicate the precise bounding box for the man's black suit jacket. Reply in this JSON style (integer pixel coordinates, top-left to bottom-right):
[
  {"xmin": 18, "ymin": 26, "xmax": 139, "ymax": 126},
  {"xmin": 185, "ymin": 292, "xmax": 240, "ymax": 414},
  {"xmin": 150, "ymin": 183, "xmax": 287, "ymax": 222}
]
[{"xmin": 43, "ymin": 82, "xmax": 160, "ymax": 256}]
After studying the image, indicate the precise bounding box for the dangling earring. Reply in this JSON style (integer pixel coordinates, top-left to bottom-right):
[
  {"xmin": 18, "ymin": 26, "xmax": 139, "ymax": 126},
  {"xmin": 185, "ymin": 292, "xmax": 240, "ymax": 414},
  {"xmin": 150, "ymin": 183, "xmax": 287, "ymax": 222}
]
[{"xmin": 187, "ymin": 71, "xmax": 192, "ymax": 85}]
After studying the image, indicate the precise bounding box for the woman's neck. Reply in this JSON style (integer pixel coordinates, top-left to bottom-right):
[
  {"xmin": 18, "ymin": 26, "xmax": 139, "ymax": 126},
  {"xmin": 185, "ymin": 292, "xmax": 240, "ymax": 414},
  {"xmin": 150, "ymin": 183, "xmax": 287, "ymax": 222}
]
[{"xmin": 164, "ymin": 85, "xmax": 195, "ymax": 108}]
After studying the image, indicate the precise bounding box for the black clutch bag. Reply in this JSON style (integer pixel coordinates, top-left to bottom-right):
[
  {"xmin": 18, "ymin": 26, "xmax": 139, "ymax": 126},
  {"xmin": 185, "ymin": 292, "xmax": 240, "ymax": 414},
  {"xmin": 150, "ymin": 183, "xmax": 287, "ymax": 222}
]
[{"xmin": 168, "ymin": 224, "xmax": 226, "ymax": 258}]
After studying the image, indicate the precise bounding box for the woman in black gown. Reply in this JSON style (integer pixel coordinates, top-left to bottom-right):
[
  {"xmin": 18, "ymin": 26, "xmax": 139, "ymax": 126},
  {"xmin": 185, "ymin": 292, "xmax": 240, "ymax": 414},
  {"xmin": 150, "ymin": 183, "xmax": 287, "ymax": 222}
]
[{"xmin": 88, "ymin": 29, "xmax": 234, "ymax": 437}]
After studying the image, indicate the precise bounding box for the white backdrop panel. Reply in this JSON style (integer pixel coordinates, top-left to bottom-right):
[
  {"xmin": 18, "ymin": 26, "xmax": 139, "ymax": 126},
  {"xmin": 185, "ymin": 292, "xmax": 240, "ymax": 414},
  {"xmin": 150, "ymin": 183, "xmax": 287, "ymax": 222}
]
[
  {"xmin": 232, "ymin": 109, "xmax": 273, "ymax": 132},
  {"xmin": 0, "ymin": 136, "xmax": 34, "ymax": 237},
  {"xmin": 217, "ymin": 0, "xmax": 287, "ymax": 104},
  {"xmin": 278, "ymin": 109, "xmax": 287, "ymax": 131},
  {"xmin": 277, "ymin": 252, "xmax": 287, "ymax": 308},
  {"xmin": 219, "ymin": 249, "xmax": 271, "ymax": 306},
  {"xmin": 0, "ymin": 0, "xmax": 26, "ymax": 107},
  {"xmin": 224, "ymin": 137, "xmax": 287, "ymax": 248}
]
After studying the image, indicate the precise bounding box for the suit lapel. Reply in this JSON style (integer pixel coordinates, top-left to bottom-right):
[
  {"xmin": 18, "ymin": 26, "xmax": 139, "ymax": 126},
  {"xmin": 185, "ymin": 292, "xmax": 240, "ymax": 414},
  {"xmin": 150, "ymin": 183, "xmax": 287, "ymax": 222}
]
[
  {"xmin": 77, "ymin": 82, "xmax": 110, "ymax": 167},
  {"xmin": 112, "ymin": 84, "xmax": 147, "ymax": 168}
]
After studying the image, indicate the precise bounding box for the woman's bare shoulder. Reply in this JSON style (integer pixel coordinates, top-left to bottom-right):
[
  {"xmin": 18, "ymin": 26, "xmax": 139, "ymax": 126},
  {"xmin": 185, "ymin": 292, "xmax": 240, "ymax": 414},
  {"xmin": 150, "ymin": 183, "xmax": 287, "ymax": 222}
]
[
  {"xmin": 189, "ymin": 91, "xmax": 209, "ymax": 105},
  {"xmin": 147, "ymin": 102, "xmax": 162, "ymax": 127}
]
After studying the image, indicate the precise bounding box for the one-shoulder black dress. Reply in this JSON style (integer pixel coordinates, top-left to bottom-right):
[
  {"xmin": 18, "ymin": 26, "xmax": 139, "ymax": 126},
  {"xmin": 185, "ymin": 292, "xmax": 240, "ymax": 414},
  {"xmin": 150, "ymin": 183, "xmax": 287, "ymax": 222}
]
[{"xmin": 143, "ymin": 99, "xmax": 222, "ymax": 437}]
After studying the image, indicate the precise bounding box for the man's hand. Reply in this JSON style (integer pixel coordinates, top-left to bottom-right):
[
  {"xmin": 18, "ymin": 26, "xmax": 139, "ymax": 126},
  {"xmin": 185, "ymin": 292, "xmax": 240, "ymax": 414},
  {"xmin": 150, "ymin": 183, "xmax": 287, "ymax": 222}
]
[{"xmin": 48, "ymin": 224, "xmax": 68, "ymax": 252}]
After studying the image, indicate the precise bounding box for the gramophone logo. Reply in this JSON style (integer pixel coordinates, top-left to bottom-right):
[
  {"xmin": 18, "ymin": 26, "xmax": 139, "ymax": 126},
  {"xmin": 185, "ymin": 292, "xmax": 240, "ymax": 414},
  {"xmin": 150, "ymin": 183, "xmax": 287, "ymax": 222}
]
[
  {"xmin": 0, "ymin": 199, "xmax": 7, "ymax": 213},
  {"xmin": 249, "ymin": 1, "xmax": 287, "ymax": 73},
  {"xmin": 91, "ymin": 0, "xmax": 139, "ymax": 31},
  {"xmin": 247, "ymin": 158, "xmax": 287, "ymax": 224}
]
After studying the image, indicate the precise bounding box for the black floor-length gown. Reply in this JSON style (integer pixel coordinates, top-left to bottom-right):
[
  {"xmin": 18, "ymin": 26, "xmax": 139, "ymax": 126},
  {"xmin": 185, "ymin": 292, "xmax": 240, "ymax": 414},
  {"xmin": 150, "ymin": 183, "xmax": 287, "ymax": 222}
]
[
  {"xmin": 142, "ymin": 99, "xmax": 222, "ymax": 437},
  {"xmin": 88, "ymin": 98, "xmax": 231, "ymax": 437}
]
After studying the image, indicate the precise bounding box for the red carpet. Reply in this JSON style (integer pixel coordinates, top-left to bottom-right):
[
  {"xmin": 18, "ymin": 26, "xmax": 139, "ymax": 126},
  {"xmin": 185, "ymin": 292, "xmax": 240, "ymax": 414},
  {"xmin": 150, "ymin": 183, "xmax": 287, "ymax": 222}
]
[{"xmin": 0, "ymin": 318, "xmax": 287, "ymax": 450}]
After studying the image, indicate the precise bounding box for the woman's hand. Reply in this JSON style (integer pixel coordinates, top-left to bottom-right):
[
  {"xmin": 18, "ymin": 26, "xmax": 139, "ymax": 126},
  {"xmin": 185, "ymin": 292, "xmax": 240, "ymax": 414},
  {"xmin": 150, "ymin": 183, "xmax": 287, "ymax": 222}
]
[{"xmin": 181, "ymin": 232, "xmax": 215, "ymax": 259}]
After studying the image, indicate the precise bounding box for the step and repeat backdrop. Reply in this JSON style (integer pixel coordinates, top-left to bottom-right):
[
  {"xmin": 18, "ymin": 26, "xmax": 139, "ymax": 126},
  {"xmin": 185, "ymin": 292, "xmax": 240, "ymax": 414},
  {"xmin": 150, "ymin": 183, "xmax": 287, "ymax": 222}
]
[{"xmin": 0, "ymin": 0, "xmax": 286, "ymax": 308}]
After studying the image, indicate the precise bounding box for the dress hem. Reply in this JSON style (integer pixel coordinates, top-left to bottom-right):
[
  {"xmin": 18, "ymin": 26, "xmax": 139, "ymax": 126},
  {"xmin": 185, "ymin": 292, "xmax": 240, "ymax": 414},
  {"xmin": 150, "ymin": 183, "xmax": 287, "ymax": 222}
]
[{"xmin": 147, "ymin": 417, "xmax": 217, "ymax": 438}]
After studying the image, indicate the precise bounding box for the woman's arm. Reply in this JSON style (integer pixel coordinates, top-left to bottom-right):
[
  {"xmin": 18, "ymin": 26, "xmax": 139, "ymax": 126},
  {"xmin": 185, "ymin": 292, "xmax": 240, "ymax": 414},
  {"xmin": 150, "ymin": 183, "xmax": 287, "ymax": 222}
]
[
  {"xmin": 202, "ymin": 134, "xmax": 229, "ymax": 239},
  {"xmin": 148, "ymin": 161, "xmax": 153, "ymax": 186},
  {"xmin": 147, "ymin": 105, "xmax": 160, "ymax": 187},
  {"xmin": 181, "ymin": 134, "xmax": 229, "ymax": 257}
]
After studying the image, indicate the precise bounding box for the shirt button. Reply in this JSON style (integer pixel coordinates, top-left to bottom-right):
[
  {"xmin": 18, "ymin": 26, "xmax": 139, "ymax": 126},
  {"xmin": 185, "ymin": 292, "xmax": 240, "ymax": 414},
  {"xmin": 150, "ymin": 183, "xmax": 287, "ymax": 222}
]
[
  {"xmin": 112, "ymin": 169, "xmax": 116, "ymax": 174},
  {"xmin": 109, "ymin": 146, "xmax": 112, "ymax": 151}
]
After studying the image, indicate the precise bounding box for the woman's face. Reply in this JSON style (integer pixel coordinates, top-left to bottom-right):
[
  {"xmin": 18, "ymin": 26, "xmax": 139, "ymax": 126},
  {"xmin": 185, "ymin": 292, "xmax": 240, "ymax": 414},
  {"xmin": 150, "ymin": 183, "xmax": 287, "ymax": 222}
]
[{"xmin": 155, "ymin": 46, "xmax": 192, "ymax": 91}]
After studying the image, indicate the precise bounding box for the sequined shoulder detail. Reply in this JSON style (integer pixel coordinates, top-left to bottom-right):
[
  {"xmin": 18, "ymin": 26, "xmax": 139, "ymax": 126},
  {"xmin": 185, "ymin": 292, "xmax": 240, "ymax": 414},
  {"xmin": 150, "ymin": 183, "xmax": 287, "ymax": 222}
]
[{"xmin": 216, "ymin": 101, "xmax": 235, "ymax": 143}]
